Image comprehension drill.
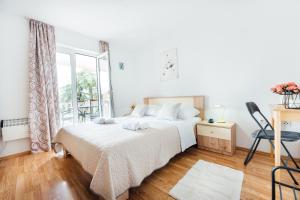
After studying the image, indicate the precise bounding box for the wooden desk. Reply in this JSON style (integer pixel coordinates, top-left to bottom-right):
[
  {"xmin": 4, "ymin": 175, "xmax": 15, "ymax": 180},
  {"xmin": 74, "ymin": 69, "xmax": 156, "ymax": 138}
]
[{"xmin": 272, "ymin": 105, "xmax": 300, "ymax": 169}]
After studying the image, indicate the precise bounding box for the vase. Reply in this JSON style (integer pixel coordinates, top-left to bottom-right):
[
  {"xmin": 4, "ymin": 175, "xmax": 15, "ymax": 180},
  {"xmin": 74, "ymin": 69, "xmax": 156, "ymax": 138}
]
[{"xmin": 282, "ymin": 93, "xmax": 300, "ymax": 109}]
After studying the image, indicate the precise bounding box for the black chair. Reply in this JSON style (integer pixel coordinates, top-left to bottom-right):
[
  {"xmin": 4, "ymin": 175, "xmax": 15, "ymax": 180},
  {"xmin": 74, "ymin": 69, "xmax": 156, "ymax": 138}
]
[
  {"xmin": 272, "ymin": 166, "xmax": 300, "ymax": 200},
  {"xmin": 244, "ymin": 102, "xmax": 300, "ymax": 184}
]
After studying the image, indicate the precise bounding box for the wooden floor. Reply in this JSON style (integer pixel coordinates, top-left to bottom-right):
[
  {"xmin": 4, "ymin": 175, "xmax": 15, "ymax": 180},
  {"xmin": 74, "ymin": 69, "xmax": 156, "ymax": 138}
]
[{"xmin": 0, "ymin": 147, "xmax": 299, "ymax": 200}]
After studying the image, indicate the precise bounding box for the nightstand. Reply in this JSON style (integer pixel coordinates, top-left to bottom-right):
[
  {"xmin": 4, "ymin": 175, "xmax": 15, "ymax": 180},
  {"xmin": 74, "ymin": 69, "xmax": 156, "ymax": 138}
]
[{"xmin": 196, "ymin": 121, "xmax": 236, "ymax": 156}]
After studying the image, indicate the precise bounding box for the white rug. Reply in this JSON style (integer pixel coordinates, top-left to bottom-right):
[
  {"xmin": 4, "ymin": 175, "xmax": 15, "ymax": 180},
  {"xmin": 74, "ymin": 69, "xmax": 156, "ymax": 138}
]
[{"xmin": 169, "ymin": 160, "xmax": 244, "ymax": 200}]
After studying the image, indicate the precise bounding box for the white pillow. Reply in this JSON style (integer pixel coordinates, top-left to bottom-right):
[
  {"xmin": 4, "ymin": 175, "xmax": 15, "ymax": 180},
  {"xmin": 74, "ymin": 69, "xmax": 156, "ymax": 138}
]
[
  {"xmin": 157, "ymin": 103, "xmax": 181, "ymax": 120},
  {"xmin": 145, "ymin": 105, "xmax": 160, "ymax": 116},
  {"xmin": 178, "ymin": 104, "xmax": 200, "ymax": 119},
  {"xmin": 131, "ymin": 104, "xmax": 147, "ymax": 117},
  {"xmin": 93, "ymin": 117, "xmax": 105, "ymax": 124}
]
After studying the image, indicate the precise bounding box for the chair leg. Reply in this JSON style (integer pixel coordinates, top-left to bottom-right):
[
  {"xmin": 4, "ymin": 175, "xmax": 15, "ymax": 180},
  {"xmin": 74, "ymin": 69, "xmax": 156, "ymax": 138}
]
[
  {"xmin": 281, "ymin": 141, "xmax": 300, "ymax": 169},
  {"xmin": 244, "ymin": 137, "xmax": 260, "ymax": 166},
  {"xmin": 267, "ymin": 138, "xmax": 275, "ymax": 149},
  {"xmin": 281, "ymin": 157, "xmax": 299, "ymax": 185},
  {"xmin": 247, "ymin": 138, "xmax": 261, "ymax": 165},
  {"xmin": 267, "ymin": 139, "xmax": 299, "ymax": 185},
  {"xmin": 244, "ymin": 138, "xmax": 257, "ymax": 165}
]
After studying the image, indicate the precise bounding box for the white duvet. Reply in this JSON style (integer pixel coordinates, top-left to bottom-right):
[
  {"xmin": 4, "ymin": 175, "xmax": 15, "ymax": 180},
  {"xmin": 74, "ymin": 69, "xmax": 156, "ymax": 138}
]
[{"xmin": 53, "ymin": 116, "xmax": 199, "ymax": 200}]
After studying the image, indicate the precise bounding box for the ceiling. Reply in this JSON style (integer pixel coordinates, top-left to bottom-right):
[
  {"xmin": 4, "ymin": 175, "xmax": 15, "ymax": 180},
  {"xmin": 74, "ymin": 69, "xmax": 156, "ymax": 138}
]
[
  {"xmin": 0, "ymin": 0, "xmax": 238, "ymax": 43},
  {"xmin": 1, "ymin": 0, "xmax": 300, "ymax": 45}
]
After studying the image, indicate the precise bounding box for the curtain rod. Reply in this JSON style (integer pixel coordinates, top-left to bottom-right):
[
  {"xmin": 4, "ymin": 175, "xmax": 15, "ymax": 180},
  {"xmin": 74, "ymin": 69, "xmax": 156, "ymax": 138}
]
[{"xmin": 23, "ymin": 16, "xmax": 55, "ymax": 26}]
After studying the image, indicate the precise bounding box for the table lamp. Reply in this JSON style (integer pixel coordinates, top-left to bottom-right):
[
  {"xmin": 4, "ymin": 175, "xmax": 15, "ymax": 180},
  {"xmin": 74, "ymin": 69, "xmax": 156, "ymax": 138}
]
[{"xmin": 214, "ymin": 104, "xmax": 226, "ymax": 123}]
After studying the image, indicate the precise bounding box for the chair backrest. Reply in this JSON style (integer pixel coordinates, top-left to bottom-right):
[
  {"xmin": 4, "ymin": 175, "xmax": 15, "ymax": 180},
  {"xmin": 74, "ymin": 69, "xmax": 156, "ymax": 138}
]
[
  {"xmin": 245, "ymin": 102, "xmax": 273, "ymax": 131},
  {"xmin": 246, "ymin": 102, "xmax": 261, "ymax": 115}
]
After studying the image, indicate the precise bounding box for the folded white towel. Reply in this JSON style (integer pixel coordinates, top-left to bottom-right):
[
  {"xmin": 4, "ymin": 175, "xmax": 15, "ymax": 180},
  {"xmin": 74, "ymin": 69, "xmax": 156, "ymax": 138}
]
[
  {"xmin": 93, "ymin": 117, "xmax": 105, "ymax": 124},
  {"xmin": 122, "ymin": 122, "xmax": 139, "ymax": 130},
  {"xmin": 93, "ymin": 117, "xmax": 115, "ymax": 124},
  {"xmin": 104, "ymin": 118, "xmax": 114, "ymax": 124},
  {"xmin": 122, "ymin": 121, "xmax": 149, "ymax": 131}
]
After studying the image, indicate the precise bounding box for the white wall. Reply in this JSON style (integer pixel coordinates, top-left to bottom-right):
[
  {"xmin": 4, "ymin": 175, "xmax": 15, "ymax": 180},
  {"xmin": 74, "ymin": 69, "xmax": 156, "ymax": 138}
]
[
  {"xmin": 110, "ymin": 42, "xmax": 156, "ymax": 116},
  {"xmin": 116, "ymin": 2, "xmax": 300, "ymax": 157},
  {"xmin": 56, "ymin": 28, "xmax": 99, "ymax": 53},
  {"xmin": 0, "ymin": 13, "xmax": 101, "ymax": 157},
  {"xmin": 0, "ymin": 13, "xmax": 30, "ymax": 157}
]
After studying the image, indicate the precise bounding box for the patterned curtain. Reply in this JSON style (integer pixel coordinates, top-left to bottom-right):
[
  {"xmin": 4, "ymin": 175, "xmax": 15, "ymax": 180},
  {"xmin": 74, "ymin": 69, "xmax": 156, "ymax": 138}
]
[
  {"xmin": 28, "ymin": 19, "xmax": 60, "ymax": 152},
  {"xmin": 99, "ymin": 41, "xmax": 115, "ymax": 117}
]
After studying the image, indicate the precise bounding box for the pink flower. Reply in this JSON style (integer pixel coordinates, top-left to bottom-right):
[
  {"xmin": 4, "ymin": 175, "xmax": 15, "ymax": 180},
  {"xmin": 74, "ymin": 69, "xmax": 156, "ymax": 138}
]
[
  {"xmin": 286, "ymin": 85, "xmax": 298, "ymax": 91},
  {"xmin": 280, "ymin": 83, "xmax": 286, "ymax": 87},
  {"xmin": 287, "ymin": 82, "xmax": 297, "ymax": 86},
  {"xmin": 276, "ymin": 84, "xmax": 284, "ymax": 89},
  {"xmin": 276, "ymin": 86, "xmax": 283, "ymax": 94},
  {"xmin": 271, "ymin": 82, "xmax": 300, "ymax": 94},
  {"xmin": 271, "ymin": 87, "xmax": 276, "ymax": 92}
]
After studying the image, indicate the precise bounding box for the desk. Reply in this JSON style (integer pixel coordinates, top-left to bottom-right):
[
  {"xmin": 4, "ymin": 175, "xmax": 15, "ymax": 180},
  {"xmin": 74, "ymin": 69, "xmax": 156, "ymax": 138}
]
[{"xmin": 272, "ymin": 105, "xmax": 300, "ymax": 169}]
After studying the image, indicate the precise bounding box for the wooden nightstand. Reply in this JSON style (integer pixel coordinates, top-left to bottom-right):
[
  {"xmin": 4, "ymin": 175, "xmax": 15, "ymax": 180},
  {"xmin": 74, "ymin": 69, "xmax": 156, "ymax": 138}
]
[{"xmin": 196, "ymin": 121, "xmax": 236, "ymax": 156}]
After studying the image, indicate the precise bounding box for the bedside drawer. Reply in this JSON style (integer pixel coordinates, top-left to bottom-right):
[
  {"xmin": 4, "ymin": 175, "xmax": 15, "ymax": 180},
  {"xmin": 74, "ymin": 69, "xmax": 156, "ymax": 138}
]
[
  {"xmin": 197, "ymin": 125, "xmax": 231, "ymax": 140},
  {"xmin": 197, "ymin": 135, "xmax": 221, "ymax": 152}
]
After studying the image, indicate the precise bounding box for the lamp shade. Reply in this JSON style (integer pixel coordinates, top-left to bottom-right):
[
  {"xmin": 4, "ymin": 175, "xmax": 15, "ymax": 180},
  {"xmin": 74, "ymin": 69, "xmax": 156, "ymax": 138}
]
[{"xmin": 214, "ymin": 104, "xmax": 226, "ymax": 123}]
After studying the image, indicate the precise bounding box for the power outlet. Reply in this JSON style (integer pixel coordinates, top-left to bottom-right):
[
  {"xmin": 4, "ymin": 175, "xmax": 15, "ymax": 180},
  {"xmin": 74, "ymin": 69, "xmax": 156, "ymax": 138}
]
[{"xmin": 282, "ymin": 121, "xmax": 291, "ymax": 127}]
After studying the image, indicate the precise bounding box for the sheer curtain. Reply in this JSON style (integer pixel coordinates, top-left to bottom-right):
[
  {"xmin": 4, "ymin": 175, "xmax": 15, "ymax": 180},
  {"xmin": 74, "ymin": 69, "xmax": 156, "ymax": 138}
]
[
  {"xmin": 99, "ymin": 41, "xmax": 115, "ymax": 117},
  {"xmin": 28, "ymin": 19, "xmax": 60, "ymax": 152}
]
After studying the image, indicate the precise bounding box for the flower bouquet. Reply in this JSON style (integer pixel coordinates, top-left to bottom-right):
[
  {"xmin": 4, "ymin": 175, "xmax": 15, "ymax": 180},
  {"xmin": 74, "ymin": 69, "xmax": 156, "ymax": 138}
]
[{"xmin": 271, "ymin": 82, "xmax": 300, "ymax": 109}]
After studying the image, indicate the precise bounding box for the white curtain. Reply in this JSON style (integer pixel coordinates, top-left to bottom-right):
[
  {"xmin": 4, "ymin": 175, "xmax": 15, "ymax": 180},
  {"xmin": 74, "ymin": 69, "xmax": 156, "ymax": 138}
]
[{"xmin": 99, "ymin": 41, "xmax": 115, "ymax": 117}]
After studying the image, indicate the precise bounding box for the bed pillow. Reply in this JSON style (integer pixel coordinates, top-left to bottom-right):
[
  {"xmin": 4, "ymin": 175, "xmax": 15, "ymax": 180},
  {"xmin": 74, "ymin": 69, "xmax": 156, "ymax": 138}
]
[
  {"xmin": 145, "ymin": 105, "xmax": 160, "ymax": 116},
  {"xmin": 157, "ymin": 103, "xmax": 181, "ymax": 120},
  {"xmin": 178, "ymin": 104, "xmax": 200, "ymax": 119},
  {"xmin": 131, "ymin": 104, "xmax": 147, "ymax": 117}
]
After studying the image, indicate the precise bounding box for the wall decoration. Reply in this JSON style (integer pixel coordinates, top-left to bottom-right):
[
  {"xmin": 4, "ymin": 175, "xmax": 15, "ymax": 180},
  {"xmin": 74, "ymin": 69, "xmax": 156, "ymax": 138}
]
[
  {"xmin": 161, "ymin": 48, "xmax": 178, "ymax": 81},
  {"xmin": 118, "ymin": 62, "xmax": 125, "ymax": 70}
]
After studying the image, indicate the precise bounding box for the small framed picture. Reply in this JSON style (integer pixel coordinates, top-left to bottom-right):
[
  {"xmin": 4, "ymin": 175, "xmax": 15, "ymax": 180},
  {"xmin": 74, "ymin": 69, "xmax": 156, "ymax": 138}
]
[{"xmin": 161, "ymin": 48, "xmax": 178, "ymax": 81}]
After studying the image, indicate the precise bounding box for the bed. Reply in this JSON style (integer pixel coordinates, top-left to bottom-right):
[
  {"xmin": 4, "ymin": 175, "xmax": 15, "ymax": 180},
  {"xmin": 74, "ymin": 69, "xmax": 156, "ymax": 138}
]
[{"xmin": 53, "ymin": 96, "xmax": 204, "ymax": 200}]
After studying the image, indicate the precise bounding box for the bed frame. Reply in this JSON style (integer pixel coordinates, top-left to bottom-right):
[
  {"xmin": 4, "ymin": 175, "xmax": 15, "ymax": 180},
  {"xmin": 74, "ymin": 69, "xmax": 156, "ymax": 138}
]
[
  {"xmin": 144, "ymin": 96, "xmax": 205, "ymax": 119},
  {"xmin": 63, "ymin": 96, "xmax": 205, "ymax": 200}
]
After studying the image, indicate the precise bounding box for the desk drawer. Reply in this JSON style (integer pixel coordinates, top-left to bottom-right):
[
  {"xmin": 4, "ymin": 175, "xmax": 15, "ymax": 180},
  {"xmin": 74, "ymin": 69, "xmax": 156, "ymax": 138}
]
[{"xmin": 197, "ymin": 125, "xmax": 231, "ymax": 140}]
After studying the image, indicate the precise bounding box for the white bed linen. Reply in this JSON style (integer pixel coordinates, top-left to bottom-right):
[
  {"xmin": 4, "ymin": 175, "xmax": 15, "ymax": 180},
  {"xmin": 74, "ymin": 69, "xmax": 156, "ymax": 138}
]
[
  {"xmin": 53, "ymin": 116, "xmax": 199, "ymax": 200},
  {"xmin": 157, "ymin": 117, "xmax": 198, "ymax": 151},
  {"xmin": 132, "ymin": 116, "xmax": 199, "ymax": 151}
]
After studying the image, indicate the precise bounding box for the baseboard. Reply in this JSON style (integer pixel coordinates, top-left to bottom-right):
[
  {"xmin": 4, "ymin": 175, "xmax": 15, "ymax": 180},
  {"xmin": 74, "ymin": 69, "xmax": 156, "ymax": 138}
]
[
  {"xmin": 236, "ymin": 146, "xmax": 271, "ymax": 156},
  {"xmin": 0, "ymin": 151, "xmax": 31, "ymax": 161},
  {"xmin": 236, "ymin": 146, "xmax": 300, "ymax": 161}
]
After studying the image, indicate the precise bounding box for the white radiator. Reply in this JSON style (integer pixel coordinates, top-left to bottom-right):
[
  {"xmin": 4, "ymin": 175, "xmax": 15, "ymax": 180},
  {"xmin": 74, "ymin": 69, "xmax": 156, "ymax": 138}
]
[{"xmin": 1, "ymin": 118, "xmax": 30, "ymax": 142}]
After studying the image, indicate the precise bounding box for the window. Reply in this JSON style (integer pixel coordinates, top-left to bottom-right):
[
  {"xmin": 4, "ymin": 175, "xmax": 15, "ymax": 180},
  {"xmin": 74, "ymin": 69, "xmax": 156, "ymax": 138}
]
[
  {"xmin": 76, "ymin": 54, "xmax": 100, "ymax": 123},
  {"xmin": 56, "ymin": 47, "xmax": 111, "ymax": 126},
  {"xmin": 56, "ymin": 53, "xmax": 74, "ymax": 125}
]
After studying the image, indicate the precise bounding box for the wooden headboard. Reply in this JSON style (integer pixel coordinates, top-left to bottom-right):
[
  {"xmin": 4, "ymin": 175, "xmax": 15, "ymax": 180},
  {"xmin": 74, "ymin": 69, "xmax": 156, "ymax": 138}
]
[{"xmin": 144, "ymin": 96, "xmax": 205, "ymax": 119}]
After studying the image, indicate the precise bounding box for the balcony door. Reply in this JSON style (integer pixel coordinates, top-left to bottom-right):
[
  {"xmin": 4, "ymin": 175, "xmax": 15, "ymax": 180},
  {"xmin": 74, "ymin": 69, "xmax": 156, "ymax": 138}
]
[
  {"xmin": 56, "ymin": 48, "xmax": 111, "ymax": 126},
  {"xmin": 75, "ymin": 54, "xmax": 100, "ymax": 123},
  {"xmin": 56, "ymin": 52, "xmax": 75, "ymax": 125}
]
